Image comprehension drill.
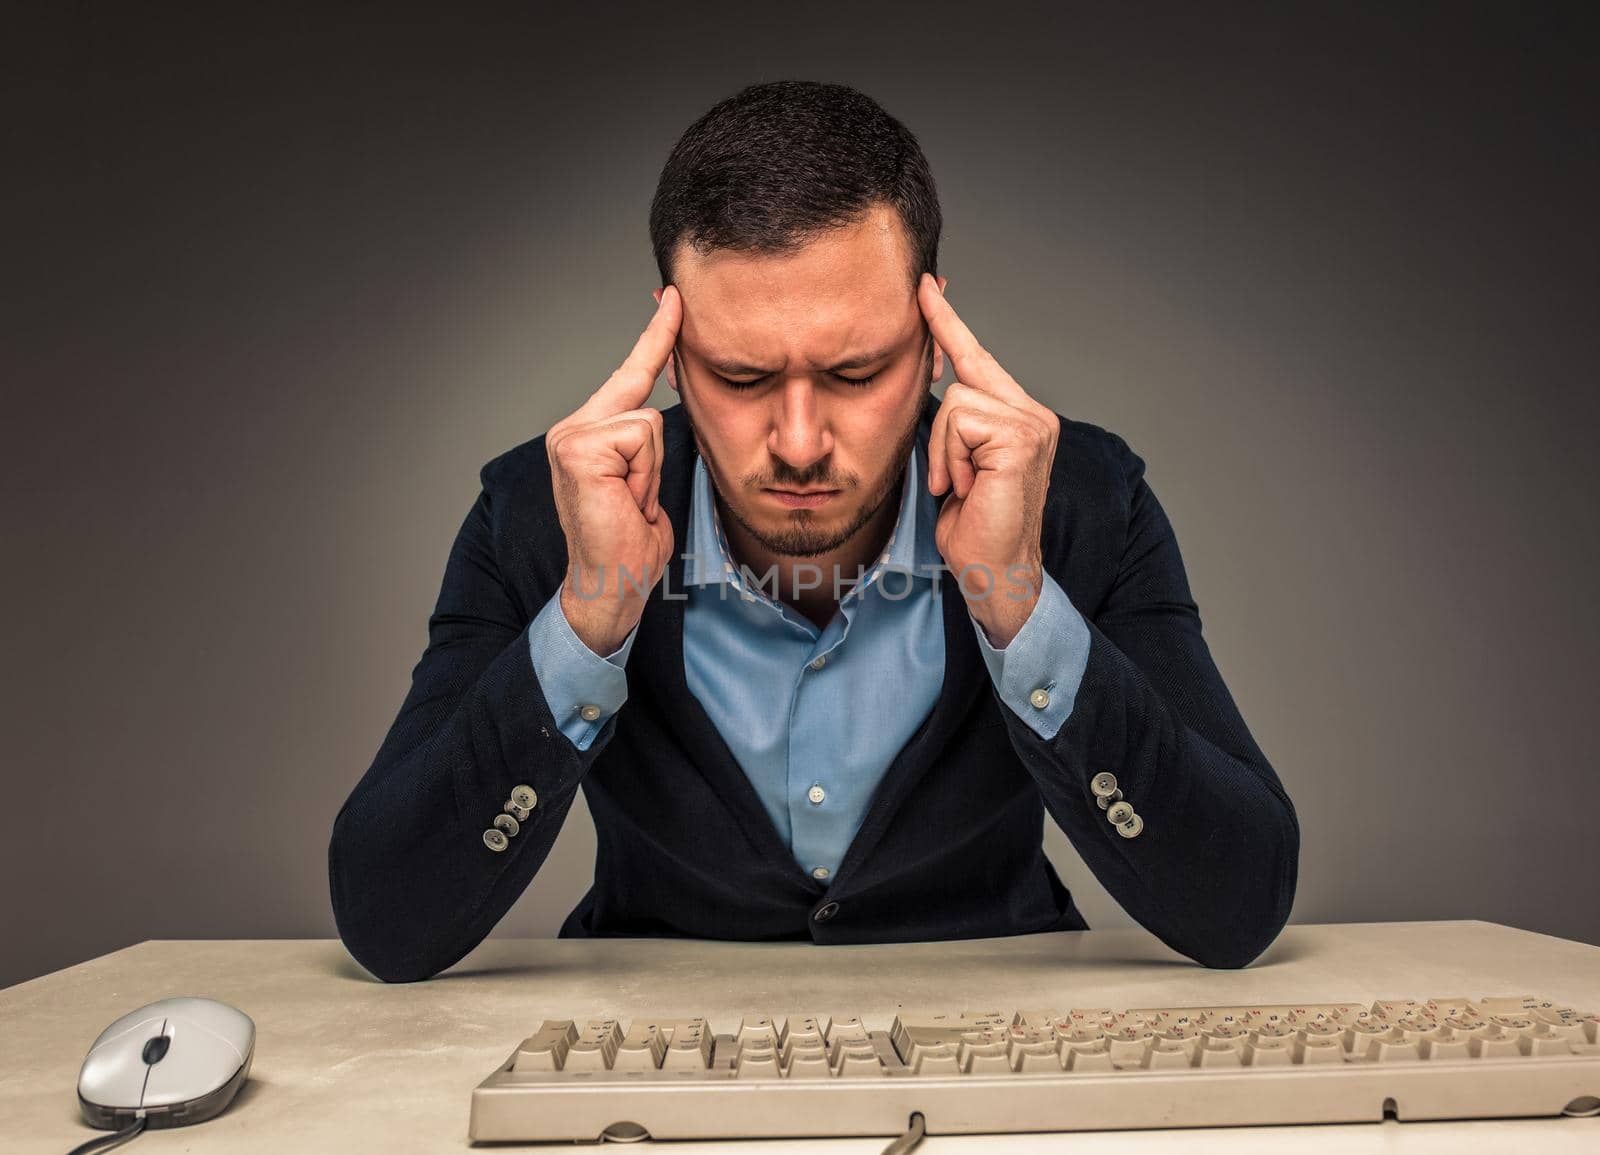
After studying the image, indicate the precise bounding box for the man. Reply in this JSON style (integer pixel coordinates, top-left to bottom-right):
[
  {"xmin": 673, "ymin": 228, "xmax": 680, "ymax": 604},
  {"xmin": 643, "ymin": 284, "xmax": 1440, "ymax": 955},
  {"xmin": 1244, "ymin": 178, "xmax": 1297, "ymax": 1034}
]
[{"xmin": 329, "ymin": 80, "xmax": 1299, "ymax": 983}]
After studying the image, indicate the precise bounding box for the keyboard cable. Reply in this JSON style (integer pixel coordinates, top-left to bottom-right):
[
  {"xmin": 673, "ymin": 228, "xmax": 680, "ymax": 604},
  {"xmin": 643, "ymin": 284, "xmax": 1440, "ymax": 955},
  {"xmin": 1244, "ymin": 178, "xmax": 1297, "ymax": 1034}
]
[
  {"xmin": 880, "ymin": 1111, "xmax": 927, "ymax": 1154},
  {"xmin": 66, "ymin": 1117, "xmax": 147, "ymax": 1155}
]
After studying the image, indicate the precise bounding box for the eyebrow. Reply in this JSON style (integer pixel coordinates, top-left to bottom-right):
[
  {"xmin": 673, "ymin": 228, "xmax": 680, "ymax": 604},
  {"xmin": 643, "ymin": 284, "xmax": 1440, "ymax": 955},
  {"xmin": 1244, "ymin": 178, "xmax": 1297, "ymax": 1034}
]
[{"xmin": 701, "ymin": 343, "xmax": 903, "ymax": 378}]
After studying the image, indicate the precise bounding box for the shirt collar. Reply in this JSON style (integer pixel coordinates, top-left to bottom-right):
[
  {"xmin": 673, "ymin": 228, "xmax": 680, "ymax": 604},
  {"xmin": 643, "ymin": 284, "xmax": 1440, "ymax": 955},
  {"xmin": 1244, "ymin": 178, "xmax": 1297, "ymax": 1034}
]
[{"xmin": 683, "ymin": 436, "xmax": 942, "ymax": 593}]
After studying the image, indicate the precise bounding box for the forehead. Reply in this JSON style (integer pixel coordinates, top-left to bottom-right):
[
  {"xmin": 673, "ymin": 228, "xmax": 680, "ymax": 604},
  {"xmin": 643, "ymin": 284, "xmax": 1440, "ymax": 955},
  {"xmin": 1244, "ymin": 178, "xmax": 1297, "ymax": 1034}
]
[{"xmin": 673, "ymin": 203, "xmax": 917, "ymax": 367}]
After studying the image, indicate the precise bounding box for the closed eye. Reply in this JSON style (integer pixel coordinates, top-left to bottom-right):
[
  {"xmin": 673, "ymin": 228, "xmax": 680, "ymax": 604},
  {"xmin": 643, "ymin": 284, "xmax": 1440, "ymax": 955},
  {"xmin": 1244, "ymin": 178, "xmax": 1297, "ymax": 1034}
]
[{"xmin": 717, "ymin": 371, "xmax": 878, "ymax": 391}]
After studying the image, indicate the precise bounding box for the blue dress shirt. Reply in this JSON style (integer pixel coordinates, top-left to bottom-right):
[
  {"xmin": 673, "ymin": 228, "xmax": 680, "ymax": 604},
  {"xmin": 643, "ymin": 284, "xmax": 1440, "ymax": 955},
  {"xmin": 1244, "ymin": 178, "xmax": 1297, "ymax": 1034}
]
[{"xmin": 526, "ymin": 437, "xmax": 1092, "ymax": 883}]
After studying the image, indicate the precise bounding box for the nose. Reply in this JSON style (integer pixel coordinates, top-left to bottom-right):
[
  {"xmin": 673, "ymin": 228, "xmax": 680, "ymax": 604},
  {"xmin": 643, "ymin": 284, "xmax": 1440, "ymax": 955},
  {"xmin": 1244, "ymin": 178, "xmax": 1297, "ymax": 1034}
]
[{"xmin": 767, "ymin": 380, "xmax": 834, "ymax": 479}]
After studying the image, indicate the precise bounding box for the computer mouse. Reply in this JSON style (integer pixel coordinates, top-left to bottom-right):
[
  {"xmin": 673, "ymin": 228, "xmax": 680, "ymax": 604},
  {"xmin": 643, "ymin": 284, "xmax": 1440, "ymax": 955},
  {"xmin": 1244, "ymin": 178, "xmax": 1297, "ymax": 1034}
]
[{"xmin": 78, "ymin": 996, "xmax": 255, "ymax": 1130}]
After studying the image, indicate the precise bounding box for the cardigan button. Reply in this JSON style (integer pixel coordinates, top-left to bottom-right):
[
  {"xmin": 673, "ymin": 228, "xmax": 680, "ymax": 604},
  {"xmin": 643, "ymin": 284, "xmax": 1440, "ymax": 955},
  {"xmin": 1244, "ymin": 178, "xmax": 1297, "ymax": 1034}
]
[{"xmin": 813, "ymin": 902, "xmax": 840, "ymax": 923}]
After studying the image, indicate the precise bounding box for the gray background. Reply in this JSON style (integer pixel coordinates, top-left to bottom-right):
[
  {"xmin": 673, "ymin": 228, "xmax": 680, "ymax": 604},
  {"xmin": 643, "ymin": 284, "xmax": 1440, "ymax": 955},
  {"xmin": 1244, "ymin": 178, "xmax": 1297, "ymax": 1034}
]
[{"xmin": 4, "ymin": 1, "xmax": 1596, "ymax": 990}]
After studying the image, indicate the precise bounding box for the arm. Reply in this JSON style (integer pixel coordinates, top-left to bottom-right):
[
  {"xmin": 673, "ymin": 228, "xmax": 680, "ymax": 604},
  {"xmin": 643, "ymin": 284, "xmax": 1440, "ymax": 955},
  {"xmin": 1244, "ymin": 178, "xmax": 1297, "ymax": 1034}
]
[
  {"xmin": 995, "ymin": 441, "xmax": 1300, "ymax": 969},
  {"xmin": 327, "ymin": 484, "xmax": 625, "ymax": 983}
]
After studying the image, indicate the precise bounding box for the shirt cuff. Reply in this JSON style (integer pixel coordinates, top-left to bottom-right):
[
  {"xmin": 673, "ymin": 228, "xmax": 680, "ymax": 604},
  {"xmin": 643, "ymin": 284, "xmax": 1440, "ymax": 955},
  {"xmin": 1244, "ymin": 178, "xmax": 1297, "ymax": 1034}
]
[
  {"xmin": 968, "ymin": 569, "xmax": 1089, "ymax": 741},
  {"xmin": 526, "ymin": 594, "xmax": 639, "ymax": 751}
]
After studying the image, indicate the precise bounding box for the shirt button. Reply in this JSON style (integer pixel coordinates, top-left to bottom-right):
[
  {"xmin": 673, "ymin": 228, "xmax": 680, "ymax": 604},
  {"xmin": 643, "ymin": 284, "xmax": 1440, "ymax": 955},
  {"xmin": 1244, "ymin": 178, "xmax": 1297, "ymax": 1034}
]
[
  {"xmin": 1116, "ymin": 813, "xmax": 1145, "ymax": 839},
  {"xmin": 1091, "ymin": 772, "xmax": 1119, "ymax": 799},
  {"xmin": 814, "ymin": 901, "xmax": 840, "ymax": 922},
  {"xmin": 1029, "ymin": 687, "xmax": 1051, "ymax": 710},
  {"xmin": 808, "ymin": 656, "xmax": 827, "ymax": 671},
  {"xmin": 482, "ymin": 828, "xmax": 509, "ymax": 853},
  {"xmin": 578, "ymin": 704, "xmax": 602, "ymax": 722},
  {"xmin": 812, "ymin": 866, "xmax": 830, "ymax": 880},
  {"xmin": 509, "ymin": 785, "xmax": 538, "ymax": 811},
  {"xmin": 808, "ymin": 785, "xmax": 826, "ymax": 805}
]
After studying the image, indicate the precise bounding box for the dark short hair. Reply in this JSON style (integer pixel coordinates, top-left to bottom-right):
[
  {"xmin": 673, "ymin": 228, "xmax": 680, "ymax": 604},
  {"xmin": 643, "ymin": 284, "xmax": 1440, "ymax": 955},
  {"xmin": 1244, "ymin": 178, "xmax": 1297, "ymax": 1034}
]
[{"xmin": 649, "ymin": 80, "xmax": 942, "ymax": 292}]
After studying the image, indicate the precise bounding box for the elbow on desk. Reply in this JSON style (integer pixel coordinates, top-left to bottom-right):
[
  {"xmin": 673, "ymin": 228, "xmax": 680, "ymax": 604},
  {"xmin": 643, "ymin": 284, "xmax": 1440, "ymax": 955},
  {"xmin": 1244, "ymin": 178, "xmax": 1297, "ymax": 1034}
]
[
  {"xmin": 1183, "ymin": 800, "xmax": 1301, "ymax": 972},
  {"xmin": 327, "ymin": 811, "xmax": 460, "ymax": 984}
]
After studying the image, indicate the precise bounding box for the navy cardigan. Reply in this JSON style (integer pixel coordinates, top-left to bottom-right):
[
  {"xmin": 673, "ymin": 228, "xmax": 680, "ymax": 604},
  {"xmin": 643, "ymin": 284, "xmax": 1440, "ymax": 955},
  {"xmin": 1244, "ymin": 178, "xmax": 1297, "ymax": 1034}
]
[{"xmin": 328, "ymin": 393, "xmax": 1299, "ymax": 982}]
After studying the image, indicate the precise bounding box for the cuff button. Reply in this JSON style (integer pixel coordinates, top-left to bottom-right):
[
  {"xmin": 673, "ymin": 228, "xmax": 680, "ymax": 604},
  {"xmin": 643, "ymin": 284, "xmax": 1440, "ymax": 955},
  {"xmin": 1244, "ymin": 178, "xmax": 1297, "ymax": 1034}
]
[
  {"xmin": 1096, "ymin": 789, "xmax": 1124, "ymax": 810},
  {"xmin": 483, "ymin": 828, "xmax": 509, "ymax": 852},
  {"xmin": 493, "ymin": 813, "xmax": 521, "ymax": 837},
  {"xmin": 1107, "ymin": 800, "xmax": 1135, "ymax": 825},
  {"xmin": 510, "ymin": 785, "xmax": 538, "ymax": 810},
  {"xmin": 1116, "ymin": 813, "xmax": 1145, "ymax": 839},
  {"xmin": 1091, "ymin": 772, "xmax": 1119, "ymax": 798}
]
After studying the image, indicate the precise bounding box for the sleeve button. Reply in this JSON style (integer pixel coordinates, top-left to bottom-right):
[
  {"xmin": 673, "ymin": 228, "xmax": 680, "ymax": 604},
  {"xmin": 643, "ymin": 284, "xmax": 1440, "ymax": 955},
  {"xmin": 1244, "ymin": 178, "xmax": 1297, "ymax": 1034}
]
[
  {"xmin": 1029, "ymin": 687, "xmax": 1051, "ymax": 709},
  {"xmin": 510, "ymin": 785, "xmax": 538, "ymax": 810},
  {"xmin": 1096, "ymin": 789, "xmax": 1124, "ymax": 810},
  {"xmin": 1107, "ymin": 800, "xmax": 1135, "ymax": 825},
  {"xmin": 1116, "ymin": 814, "xmax": 1145, "ymax": 839},
  {"xmin": 493, "ymin": 813, "xmax": 521, "ymax": 837},
  {"xmin": 483, "ymin": 828, "xmax": 509, "ymax": 852},
  {"xmin": 1091, "ymin": 772, "xmax": 1119, "ymax": 798}
]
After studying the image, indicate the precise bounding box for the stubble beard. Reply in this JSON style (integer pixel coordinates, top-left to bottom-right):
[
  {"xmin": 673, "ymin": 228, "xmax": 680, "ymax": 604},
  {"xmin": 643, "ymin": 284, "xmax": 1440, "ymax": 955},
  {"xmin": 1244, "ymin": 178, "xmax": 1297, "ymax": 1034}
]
[{"xmin": 681, "ymin": 377, "xmax": 926, "ymax": 562}]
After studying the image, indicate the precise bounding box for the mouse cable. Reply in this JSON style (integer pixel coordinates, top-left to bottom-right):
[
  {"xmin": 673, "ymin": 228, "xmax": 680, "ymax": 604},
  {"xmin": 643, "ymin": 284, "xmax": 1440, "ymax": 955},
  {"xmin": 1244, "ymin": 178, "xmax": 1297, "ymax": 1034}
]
[
  {"xmin": 66, "ymin": 1116, "xmax": 147, "ymax": 1155},
  {"xmin": 879, "ymin": 1111, "xmax": 927, "ymax": 1154}
]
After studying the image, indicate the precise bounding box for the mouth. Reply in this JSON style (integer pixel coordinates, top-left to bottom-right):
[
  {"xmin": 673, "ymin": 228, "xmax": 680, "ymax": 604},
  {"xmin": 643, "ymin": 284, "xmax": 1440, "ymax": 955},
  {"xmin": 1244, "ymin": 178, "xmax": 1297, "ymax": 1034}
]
[{"xmin": 765, "ymin": 488, "xmax": 839, "ymax": 509}]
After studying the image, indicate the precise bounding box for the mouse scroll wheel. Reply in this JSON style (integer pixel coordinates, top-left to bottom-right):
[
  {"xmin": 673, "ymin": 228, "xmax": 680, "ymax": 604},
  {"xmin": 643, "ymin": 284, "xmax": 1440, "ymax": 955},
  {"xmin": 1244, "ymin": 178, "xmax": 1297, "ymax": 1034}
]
[{"xmin": 142, "ymin": 1034, "xmax": 172, "ymax": 1064}]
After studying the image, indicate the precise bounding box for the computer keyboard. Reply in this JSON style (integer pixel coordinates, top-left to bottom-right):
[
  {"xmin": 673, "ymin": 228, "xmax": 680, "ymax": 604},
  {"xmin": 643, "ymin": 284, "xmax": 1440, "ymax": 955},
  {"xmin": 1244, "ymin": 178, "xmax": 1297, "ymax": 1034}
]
[{"xmin": 469, "ymin": 994, "xmax": 1600, "ymax": 1145}]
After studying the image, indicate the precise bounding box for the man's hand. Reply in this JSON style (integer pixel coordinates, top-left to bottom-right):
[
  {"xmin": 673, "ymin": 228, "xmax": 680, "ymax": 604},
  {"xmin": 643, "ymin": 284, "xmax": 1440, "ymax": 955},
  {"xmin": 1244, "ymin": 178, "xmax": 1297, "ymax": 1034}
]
[
  {"xmin": 920, "ymin": 273, "xmax": 1060, "ymax": 649},
  {"xmin": 545, "ymin": 286, "xmax": 681, "ymax": 655}
]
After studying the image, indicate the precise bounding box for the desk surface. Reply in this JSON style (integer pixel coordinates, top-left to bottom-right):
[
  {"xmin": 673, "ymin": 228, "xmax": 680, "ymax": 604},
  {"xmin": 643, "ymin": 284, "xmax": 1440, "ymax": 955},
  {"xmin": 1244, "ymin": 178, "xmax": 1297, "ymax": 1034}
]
[{"xmin": 3, "ymin": 921, "xmax": 1598, "ymax": 1153}]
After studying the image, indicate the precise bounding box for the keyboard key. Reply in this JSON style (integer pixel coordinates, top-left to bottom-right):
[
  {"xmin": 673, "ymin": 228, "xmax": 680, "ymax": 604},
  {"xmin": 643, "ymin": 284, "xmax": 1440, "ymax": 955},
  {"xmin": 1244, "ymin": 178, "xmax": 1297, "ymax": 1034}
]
[
  {"xmin": 785, "ymin": 1047, "xmax": 830, "ymax": 1078},
  {"xmin": 512, "ymin": 1020, "xmax": 576, "ymax": 1072},
  {"xmin": 959, "ymin": 1039, "xmax": 1011, "ymax": 1074},
  {"xmin": 736, "ymin": 1015, "xmax": 778, "ymax": 1047},
  {"xmin": 613, "ymin": 1023, "xmax": 666, "ymax": 1070},
  {"xmin": 734, "ymin": 1044, "xmax": 781, "ymax": 1079}
]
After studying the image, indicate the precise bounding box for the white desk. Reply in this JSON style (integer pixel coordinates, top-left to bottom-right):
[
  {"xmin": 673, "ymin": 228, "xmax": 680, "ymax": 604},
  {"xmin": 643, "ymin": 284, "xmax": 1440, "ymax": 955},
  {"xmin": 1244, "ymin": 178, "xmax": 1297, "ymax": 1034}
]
[{"xmin": 3, "ymin": 921, "xmax": 1598, "ymax": 1152}]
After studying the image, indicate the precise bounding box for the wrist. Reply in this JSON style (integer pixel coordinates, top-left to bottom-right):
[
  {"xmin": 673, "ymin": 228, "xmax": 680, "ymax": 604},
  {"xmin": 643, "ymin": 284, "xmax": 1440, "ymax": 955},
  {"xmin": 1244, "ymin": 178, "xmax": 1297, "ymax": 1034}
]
[
  {"xmin": 969, "ymin": 594, "xmax": 1036, "ymax": 649},
  {"xmin": 560, "ymin": 581, "xmax": 641, "ymax": 657},
  {"xmin": 962, "ymin": 557, "xmax": 1043, "ymax": 648}
]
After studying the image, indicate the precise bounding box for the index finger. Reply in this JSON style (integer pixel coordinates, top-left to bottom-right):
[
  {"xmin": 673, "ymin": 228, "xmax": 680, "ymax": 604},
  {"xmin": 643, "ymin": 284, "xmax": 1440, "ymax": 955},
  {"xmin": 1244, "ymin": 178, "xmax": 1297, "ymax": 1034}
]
[
  {"xmin": 917, "ymin": 274, "xmax": 1026, "ymax": 402},
  {"xmin": 575, "ymin": 284, "xmax": 683, "ymax": 423}
]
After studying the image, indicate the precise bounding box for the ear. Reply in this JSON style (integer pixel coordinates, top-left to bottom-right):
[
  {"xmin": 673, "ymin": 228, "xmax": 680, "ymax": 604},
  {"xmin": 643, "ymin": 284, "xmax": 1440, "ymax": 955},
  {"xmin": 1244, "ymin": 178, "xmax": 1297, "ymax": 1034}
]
[
  {"xmin": 653, "ymin": 287, "xmax": 680, "ymax": 392},
  {"xmin": 930, "ymin": 276, "xmax": 949, "ymax": 382}
]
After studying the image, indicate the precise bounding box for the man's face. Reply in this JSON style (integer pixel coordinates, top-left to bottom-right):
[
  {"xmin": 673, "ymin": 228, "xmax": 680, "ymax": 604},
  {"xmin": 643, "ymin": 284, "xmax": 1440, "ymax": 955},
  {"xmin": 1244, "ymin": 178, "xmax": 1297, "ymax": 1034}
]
[{"xmin": 662, "ymin": 203, "xmax": 945, "ymax": 560}]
